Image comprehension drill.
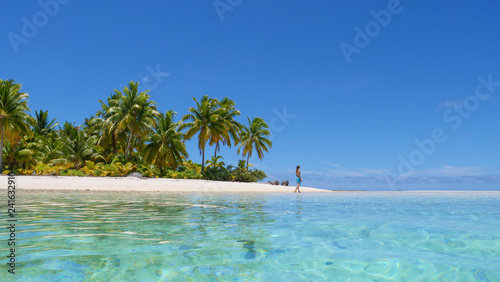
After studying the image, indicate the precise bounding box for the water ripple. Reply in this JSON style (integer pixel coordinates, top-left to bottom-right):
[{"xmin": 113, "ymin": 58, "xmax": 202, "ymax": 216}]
[{"xmin": 1, "ymin": 191, "xmax": 498, "ymax": 280}]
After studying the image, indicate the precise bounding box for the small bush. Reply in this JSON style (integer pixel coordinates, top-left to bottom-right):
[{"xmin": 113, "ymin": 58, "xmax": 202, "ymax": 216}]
[
  {"xmin": 163, "ymin": 167, "xmax": 202, "ymax": 179},
  {"xmin": 138, "ymin": 165, "xmax": 159, "ymax": 178},
  {"xmin": 203, "ymin": 166, "xmax": 230, "ymax": 181},
  {"xmin": 18, "ymin": 168, "xmax": 34, "ymax": 175},
  {"xmin": 68, "ymin": 169, "xmax": 85, "ymax": 176},
  {"xmin": 251, "ymin": 169, "xmax": 267, "ymax": 181},
  {"xmin": 230, "ymin": 168, "xmax": 267, "ymax": 182}
]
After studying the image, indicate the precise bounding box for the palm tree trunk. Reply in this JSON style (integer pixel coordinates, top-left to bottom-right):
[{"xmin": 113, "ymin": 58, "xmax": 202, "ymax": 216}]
[
  {"xmin": 112, "ymin": 132, "xmax": 117, "ymax": 155},
  {"xmin": 214, "ymin": 143, "xmax": 218, "ymax": 158},
  {"xmin": 201, "ymin": 148, "xmax": 205, "ymax": 173},
  {"xmin": 246, "ymin": 154, "xmax": 250, "ymax": 171},
  {"xmin": 0, "ymin": 125, "xmax": 4, "ymax": 173},
  {"xmin": 126, "ymin": 127, "xmax": 133, "ymax": 159}
]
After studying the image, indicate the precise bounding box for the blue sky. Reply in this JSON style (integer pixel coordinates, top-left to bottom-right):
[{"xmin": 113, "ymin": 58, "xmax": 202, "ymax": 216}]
[{"xmin": 1, "ymin": 0, "xmax": 499, "ymax": 190}]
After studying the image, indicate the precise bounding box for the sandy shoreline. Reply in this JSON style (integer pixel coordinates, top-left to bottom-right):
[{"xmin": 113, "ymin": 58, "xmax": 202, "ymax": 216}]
[
  {"xmin": 4, "ymin": 175, "xmax": 499, "ymax": 194},
  {"xmin": 3, "ymin": 175, "xmax": 331, "ymax": 193}
]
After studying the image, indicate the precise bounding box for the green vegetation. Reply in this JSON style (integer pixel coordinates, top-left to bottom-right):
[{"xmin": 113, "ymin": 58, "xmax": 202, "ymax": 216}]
[
  {"xmin": 238, "ymin": 117, "xmax": 273, "ymax": 168},
  {"xmin": 0, "ymin": 79, "xmax": 271, "ymax": 182}
]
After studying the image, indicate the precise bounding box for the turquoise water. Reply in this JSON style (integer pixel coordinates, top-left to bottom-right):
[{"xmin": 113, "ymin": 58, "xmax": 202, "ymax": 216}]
[{"xmin": 2, "ymin": 191, "xmax": 500, "ymax": 281}]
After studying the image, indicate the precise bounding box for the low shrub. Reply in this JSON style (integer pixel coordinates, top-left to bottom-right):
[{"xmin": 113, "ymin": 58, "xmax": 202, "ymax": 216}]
[
  {"xmin": 68, "ymin": 169, "xmax": 85, "ymax": 176},
  {"xmin": 230, "ymin": 168, "xmax": 267, "ymax": 182},
  {"xmin": 203, "ymin": 166, "xmax": 231, "ymax": 181}
]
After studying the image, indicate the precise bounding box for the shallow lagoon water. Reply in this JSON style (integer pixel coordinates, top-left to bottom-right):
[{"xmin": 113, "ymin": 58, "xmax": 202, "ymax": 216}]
[{"xmin": 2, "ymin": 191, "xmax": 499, "ymax": 281}]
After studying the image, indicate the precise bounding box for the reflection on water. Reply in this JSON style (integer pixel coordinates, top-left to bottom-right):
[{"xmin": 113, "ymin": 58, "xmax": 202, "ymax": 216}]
[{"xmin": 1, "ymin": 191, "xmax": 499, "ymax": 281}]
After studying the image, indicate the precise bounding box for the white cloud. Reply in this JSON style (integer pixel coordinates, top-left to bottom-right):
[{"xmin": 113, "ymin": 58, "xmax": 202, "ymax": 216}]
[
  {"xmin": 265, "ymin": 163, "xmax": 500, "ymax": 189},
  {"xmin": 319, "ymin": 161, "xmax": 344, "ymax": 170},
  {"xmin": 359, "ymin": 168, "xmax": 391, "ymax": 174},
  {"xmin": 325, "ymin": 169, "xmax": 364, "ymax": 177},
  {"xmin": 324, "ymin": 167, "xmax": 391, "ymax": 178},
  {"xmin": 416, "ymin": 164, "xmax": 494, "ymax": 177}
]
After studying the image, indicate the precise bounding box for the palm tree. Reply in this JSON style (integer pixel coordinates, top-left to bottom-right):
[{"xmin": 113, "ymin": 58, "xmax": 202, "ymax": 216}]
[
  {"xmin": 33, "ymin": 109, "xmax": 59, "ymax": 136},
  {"xmin": 237, "ymin": 117, "xmax": 272, "ymax": 169},
  {"xmin": 213, "ymin": 97, "xmax": 242, "ymax": 157},
  {"xmin": 59, "ymin": 123, "xmax": 103, "ymax": 169},
  {"xmin": 3, "ymin": 137, "xmax": 34, "ymax": 170},
  {"xmin": 183, "ymin": 159, "xmax": 201, "ymax": 173},
  {"xmin": 0, "ymin": 79, "xmax": 33, "ymax": 172},
  {"xmin": 237, "ymin": 159, "xmax": 251, "ymax": 170},
  {"xmin": 96, "ymin": 91, "xmax": 123, "ymax": 154},
  {"xmin": 107, "ymin": 81, "xmax": 159, "ymax": 159},
  {"xmin": 31, "ymin": 133, "xmax": 64, "ymax": 164},
  {"xmin": 205, "ymin": 155, "xmax": 225, "ymax": 169},
  {"xmin": 180, "ymin": 95, "xmax": 227, "ymax": 173},
  {"xmin": 28, "ymin": 110, "xmax": 59, "ymax": 167},
  {"xmin": 142, "ymin": 110, "xmax": 188, "ymax": 175}
]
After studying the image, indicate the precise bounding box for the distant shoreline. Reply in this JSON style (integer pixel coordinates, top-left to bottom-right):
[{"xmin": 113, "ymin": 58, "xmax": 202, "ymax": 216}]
[
  {"xmin": 331, "ymin": 190, "xmax": 367, "ymax": 192},
  {"xmin": 5, "ymin": 175, "xmax": 499, "ymax": 194},
  {"xmin": 3, "ymin": 175, "xmax": 330, "ymax": 193}
]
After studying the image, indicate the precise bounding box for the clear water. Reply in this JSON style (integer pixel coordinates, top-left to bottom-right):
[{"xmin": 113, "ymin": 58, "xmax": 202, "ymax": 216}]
[{"xmin": 2, "ymin": 191, "xmax": 500, "ymax": 281}]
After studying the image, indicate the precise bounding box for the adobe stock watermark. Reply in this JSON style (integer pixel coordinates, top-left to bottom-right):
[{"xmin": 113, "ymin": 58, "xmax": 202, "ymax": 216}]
[
  {"xmin": 340, "ymin": 0, "xmax": 409, "ymax": 64},
  {"xmin": 213, "ymin": 0, "xmax": 243, "ymax": 22},
  {"xmin": 268, "ymin": 106, "xmax": 296, "ymax": 142},
  {"xmin": 138, "ymin": 64, "xmax": 170, "ymax": 93},
  {"xmin": 281, "ymin": 229, "xmax": 338, "ymax": 273},
  {"xmin": 385, "ymin": 74, "xmax": 499, "ymax": 190},
  {"xmin": 301, "ymin": 236, "xmax": 338, "ymax": 269},
  {"xmin": 243, "ymin": 106, "xmax": 295, "ymax": 166},
  {"xmin": 202, "ymin": 179, "xmax": 223, "ymax": 193},
  {"xmin": 7, "ymin": 0, "xmax": 71, "ymax": 54}
]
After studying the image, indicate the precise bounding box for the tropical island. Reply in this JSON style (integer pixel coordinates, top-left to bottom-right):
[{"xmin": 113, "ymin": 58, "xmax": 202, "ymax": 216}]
[{"xmin": 0, "ymin": 79, "xmax": 273, "ymax": 183}]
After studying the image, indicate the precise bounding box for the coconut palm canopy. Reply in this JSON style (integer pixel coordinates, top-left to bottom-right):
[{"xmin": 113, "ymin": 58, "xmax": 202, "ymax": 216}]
[
  {"xmin": 143, "ymin": 110, "xmax": 188, "ymax": 173},
  {"xmin": 0, "ymin": 79, "xmax": 33, "ymax": 171},
  {"xmin": 238, "ymin": 117, "xmax": 273, "ymax": 168},
  {"xmin": 107, "ymin": 81, "xmax": 159, "ymax": 159},
  {"xmin": 181, "ymin": 95, "xmax": 231, "ymax": 172},
  {"xmin": 0, "ymin": 79, "xmax": 271, "ymax": 181}
]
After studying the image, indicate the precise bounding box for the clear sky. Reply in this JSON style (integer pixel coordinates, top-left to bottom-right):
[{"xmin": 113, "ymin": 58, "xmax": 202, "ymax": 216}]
[{"xmin": 2, "ymin": 0, "xmax": 499, "ymax": 190}]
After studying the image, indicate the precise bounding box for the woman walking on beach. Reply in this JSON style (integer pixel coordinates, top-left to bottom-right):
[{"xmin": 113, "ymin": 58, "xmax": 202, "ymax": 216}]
[{"xmin": 295, "ymin": 165, "xmax": 302, "ymax": 193}]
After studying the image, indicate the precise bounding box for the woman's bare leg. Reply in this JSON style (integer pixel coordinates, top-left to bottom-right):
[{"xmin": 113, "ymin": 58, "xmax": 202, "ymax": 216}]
[{"xmin": 294, "ymin": 183, "xmax": 300, "ymax": 193}]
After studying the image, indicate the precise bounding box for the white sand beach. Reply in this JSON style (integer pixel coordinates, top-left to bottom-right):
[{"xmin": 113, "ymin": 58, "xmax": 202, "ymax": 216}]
[{"xmin": 3, "ymin": 175, "xmax": 331, "ymax": 193}]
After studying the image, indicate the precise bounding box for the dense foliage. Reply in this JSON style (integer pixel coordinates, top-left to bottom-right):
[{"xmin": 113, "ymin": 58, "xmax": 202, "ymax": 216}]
[{"xmin": 0, "ymin": 79, "xmax": 271, "ymax": 182}]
